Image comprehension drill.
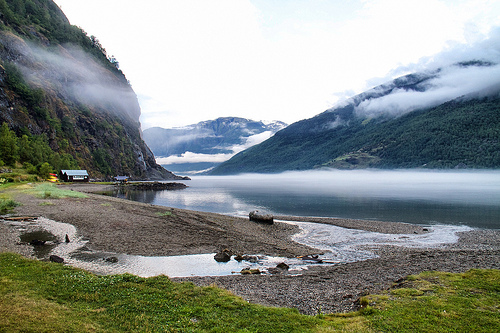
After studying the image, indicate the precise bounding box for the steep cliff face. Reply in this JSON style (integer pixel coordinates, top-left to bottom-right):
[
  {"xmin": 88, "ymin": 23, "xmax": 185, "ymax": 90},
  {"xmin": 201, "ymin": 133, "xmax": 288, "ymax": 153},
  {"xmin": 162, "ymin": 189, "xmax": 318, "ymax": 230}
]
[{"xmin": 0, "ymin": 0, "xmax": 179, "ymax": 179}]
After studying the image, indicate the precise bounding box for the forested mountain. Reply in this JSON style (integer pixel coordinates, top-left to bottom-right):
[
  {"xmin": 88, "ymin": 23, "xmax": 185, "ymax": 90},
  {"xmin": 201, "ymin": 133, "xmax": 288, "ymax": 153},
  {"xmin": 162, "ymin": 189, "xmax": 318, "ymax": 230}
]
[
  {"xmin": 0, "ymin": 0, "xmax": 180, "ymax": 179},
  {"xmin": 143, "ymin": 117, "xmax": 286, "ymax": 174},
  {"xmin": 211, "ymin": 63, "xmax": 500, "ymax": 174}
]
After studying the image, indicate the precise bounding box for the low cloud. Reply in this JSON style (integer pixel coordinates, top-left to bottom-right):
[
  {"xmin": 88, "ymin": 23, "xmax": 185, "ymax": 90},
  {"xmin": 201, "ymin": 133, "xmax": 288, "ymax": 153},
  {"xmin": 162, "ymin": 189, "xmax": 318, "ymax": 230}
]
[
  {"xmin": 156, "ymin": 152, "xmax": 233, "ymax": 164},
  {"xmin": 354, "ymin": 28, "xmax": 500, "ymax": 118},
  {"xmin": 1, "ymin": 32, "xmax": 141, "ymax": 122},
  {"xmin": 167, "ymin": 131, "xmax": 215, "ymax": 146},
  {"xmin": 229, "ymin": 131, "xmax": 274, "ymax": 154},
  {"xmin": 156, "ymin": 131, "xmax": 275, "ymax": 165}
]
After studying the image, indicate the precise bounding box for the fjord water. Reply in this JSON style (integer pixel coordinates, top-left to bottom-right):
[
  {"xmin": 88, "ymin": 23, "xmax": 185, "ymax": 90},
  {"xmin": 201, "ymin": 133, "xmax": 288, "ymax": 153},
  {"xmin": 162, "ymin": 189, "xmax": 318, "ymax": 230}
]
[{"xmin": 117, "ymin": 170, "xmax": 500, "ymax": 229}]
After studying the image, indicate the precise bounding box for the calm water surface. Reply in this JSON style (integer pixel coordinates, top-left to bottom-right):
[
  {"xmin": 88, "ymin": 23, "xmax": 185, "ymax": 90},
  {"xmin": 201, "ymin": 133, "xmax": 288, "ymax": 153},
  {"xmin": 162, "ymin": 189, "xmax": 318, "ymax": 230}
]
[{"xmin": 112, "ymin": 170, "xmax": 500, "ymax": 229}]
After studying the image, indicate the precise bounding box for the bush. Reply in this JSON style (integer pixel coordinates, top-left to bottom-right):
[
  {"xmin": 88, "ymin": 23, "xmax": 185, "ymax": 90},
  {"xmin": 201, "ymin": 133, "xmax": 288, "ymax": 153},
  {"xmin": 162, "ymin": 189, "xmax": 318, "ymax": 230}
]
[
  {"xmin": 0, "ymin": 198, "xmax": 19, "ymax": 213},
  {"xmin": 23, "ymin": 162, "xmax": 37, "ymax": 174},
  {"xmin": 37, "ymin": 162, "xmax": 53, "ymax": 179}
]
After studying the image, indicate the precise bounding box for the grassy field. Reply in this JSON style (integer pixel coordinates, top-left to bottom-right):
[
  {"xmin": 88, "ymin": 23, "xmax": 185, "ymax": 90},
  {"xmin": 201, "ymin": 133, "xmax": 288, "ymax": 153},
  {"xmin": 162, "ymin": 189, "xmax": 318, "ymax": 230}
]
[
  {"xmin": 0, "ymin": 253, "xmax": 498, "ymax": 332},
  {"xmin": 0, "ymin": 181, "xmax": 87, "ymax": 213},
  {"xmin": 25, "ymin": 183, "xmax": 89, "ymax": 199}
]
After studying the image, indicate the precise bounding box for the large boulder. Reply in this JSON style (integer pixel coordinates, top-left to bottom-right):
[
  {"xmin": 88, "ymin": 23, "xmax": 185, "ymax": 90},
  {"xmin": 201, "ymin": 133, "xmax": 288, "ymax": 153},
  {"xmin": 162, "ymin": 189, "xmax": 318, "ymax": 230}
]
[
  {"xmin": 249, "ymin": 210, "xmax": 274, "ymax": 224},
  {"xmin": 214, "ymin": 249, "xmax": 232, "ymax": 262}
]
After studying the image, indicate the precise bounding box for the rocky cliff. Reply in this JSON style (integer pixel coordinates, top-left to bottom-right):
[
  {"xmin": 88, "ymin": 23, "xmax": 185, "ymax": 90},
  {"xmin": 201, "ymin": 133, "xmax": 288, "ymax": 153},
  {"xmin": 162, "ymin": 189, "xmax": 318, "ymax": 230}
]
[{"xmin": 0, "ymin": 0, "xmax": 180, "ymax": 179}]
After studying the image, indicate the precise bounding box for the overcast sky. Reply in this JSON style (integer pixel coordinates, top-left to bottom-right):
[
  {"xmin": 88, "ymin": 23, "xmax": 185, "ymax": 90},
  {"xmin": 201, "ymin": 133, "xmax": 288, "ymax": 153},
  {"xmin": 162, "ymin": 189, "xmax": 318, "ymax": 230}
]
[{"xmin": 53, "ymin": 0, "xmax": 500, "ymax": 130}]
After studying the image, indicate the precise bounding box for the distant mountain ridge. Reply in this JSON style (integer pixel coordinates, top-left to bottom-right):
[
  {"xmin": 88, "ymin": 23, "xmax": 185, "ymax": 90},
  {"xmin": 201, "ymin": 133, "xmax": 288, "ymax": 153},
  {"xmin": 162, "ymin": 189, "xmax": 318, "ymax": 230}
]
[
  {"xmin": 211, "ymin": 62, "xmax": 500, "ymax": 174},
  {"xmin": 143, "ymin": 117, "xmax": 287, "ymax": 174}
]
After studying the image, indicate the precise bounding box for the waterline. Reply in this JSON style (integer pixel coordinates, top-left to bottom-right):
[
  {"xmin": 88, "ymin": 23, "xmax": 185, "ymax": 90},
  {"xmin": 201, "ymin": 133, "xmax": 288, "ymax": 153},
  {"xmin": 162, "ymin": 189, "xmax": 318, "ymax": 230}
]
[{"xmin": 110, "ymin": 170, "xmax": 500, "ymax": 229}]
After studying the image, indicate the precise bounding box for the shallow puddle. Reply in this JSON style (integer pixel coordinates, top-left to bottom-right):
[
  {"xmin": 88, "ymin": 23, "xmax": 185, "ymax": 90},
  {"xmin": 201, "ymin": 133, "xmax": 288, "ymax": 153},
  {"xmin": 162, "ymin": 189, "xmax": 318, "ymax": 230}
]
[
  {"xmin": 19, "ymin": 230, "xmax": 59, "ymax": 257},
  {"xmin": 1, "ymin": 217, "xmax": 470, "ymax": 278},
  {"xmin": 69, "ymin": 250, "xmax": 313, "ymax": 277},
  {"xmin": 2, "ymin": 217, "xmax": 314, "ymax": 277}
]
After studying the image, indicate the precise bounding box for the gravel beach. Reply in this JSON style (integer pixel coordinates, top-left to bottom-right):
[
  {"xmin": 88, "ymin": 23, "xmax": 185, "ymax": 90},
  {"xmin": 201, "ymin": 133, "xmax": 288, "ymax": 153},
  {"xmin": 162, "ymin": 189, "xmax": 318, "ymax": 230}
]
[{"xmin": 1, "ymin": 183, "xmax": 499, "ymax": 315}]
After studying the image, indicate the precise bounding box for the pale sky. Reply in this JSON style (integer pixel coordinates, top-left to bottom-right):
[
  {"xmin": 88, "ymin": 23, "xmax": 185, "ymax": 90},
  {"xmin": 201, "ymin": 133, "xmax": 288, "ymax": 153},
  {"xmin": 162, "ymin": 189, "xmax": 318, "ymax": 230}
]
[{"xmin": 53, "ymin": 0, "xmax": 500, "ymax": 130}]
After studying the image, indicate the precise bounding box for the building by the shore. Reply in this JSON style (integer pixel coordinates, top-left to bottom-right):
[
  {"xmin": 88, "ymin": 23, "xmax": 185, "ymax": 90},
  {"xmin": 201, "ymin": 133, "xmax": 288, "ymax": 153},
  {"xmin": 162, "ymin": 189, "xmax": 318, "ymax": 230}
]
[{"xmin": 59, "ymin": 170, "xmax": 89, "ymax": 182}]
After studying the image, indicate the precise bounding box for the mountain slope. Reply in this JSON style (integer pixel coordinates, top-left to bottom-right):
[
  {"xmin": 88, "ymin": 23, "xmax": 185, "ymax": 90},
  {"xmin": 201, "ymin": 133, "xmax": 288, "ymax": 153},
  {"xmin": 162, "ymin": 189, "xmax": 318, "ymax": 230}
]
[
  {"xmin": 211, "ymin": 64, "xmax": 500, "ymax": 174},
  {"xmin": 0, "ymin": 0, "xmax": 178, "ymax": 179},
  {"xmin": 143, "ymin": 117, "xmax": 287, "ymax": 174}
]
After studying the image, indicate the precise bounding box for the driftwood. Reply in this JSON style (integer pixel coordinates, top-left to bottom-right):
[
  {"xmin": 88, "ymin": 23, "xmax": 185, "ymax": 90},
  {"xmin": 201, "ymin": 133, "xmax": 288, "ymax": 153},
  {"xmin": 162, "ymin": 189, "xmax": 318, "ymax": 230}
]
[
  {"xmin": 297, "ymin": 254, "xmax": 323, "ymax": 263},
  {"xmin": 2, "ymin": 216, "xmax": 37, "ymax": 221}
]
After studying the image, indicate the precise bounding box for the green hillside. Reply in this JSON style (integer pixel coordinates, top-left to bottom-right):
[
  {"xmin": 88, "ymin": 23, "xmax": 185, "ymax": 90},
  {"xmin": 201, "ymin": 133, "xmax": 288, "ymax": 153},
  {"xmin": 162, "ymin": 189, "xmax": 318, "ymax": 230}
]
[
  {"xmin": 212, "ymin": 96, "xmax": 500, "ymax": 174},
  {"xmin": 0, "ymin": 0, "xmax": 177, "ymax": 179}
]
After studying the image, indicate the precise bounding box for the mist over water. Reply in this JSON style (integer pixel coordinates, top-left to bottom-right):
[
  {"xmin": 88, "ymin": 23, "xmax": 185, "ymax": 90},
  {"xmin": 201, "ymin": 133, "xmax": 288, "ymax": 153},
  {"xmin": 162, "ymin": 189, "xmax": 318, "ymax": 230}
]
[{"xmin": 116, "ymin": 170, "xmax": 500, "ymax": 229}]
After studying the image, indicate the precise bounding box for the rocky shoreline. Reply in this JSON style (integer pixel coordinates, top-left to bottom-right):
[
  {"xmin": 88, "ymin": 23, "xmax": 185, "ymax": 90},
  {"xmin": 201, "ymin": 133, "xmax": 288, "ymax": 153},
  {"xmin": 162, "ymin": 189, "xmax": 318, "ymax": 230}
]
[
  {"xmin": 117, "ymin": 181, "xmax": 188, "ymax": 191},
  {"xmin": 1, "ymin": 183, "xmax": 499, "ymax": 315}
]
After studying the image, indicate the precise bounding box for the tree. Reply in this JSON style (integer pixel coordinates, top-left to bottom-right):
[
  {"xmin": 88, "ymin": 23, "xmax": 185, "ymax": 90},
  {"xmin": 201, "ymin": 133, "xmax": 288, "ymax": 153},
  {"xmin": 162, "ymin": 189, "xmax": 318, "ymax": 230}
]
[
  {"xmin": 0, "ymin": 123, "xmax": 18, "ymax": 166},
  {"xmin": 38, "ymin": 162, "xmax": 53, "ymax": 179},
  {"xmin": 18, "ymin": 134, "xmax": 32, "ymax": 163}
]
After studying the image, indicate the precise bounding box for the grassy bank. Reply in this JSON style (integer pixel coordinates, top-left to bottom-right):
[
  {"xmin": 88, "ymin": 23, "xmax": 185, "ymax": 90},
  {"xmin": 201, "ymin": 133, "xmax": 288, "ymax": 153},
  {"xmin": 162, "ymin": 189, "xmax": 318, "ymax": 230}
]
[
  {"xmin": 1, "ymin": 182, "xmax": 88, "ymax": 213},
  {"xmin": 362, "ymin": 269, "xmax": 500, "ymax": 332},
  {"xmin": 0, "ymin": 253, "xmax": 498, "ymax": 332}
]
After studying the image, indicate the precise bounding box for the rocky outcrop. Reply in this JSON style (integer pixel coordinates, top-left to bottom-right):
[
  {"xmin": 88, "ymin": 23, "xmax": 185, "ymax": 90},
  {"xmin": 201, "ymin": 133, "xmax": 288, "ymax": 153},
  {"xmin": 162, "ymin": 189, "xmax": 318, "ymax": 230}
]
[
  {"xmin": 121, "ymin": 182, "xmax": 188, "ymax": 190},
  {"xmin": 49, "ymin": 255, "xmax": 64, "ymax": 263},
  {"xmin": 0, "ymin": 1, "xmax": 181, "ymax": 180}
]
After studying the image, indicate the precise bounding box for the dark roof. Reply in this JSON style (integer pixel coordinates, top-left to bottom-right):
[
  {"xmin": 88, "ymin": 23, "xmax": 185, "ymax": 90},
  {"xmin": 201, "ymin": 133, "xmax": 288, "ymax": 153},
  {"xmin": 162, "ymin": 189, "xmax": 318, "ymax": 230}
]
[{"xmin": 60, "ymin": 170, "xmax": 89, "ymax": 176}]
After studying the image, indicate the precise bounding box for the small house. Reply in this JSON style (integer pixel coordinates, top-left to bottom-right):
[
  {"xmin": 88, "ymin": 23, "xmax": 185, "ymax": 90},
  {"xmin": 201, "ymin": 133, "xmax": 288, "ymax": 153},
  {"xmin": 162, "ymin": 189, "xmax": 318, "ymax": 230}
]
[
  {"xmin": 114, "ymin": 175, "xmax": 129, "ymax": 183},
  {"xmin": 59, "ymin": 170, "xmax": 89, "ymax": 182}
]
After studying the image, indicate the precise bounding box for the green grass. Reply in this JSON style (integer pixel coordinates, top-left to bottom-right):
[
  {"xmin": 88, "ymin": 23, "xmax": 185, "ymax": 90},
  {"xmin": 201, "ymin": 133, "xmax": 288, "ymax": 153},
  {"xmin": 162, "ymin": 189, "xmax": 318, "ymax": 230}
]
[
  {"xmin": 0, "ymin": 181, "xmax": 21, "ymax": 213},
  {"xmin": 156, "ymin": 211, "xmax": 175, "ymax": 217},
  {"xmin": 0, "ymin": 253, "xmax": 498, "ymax": 332},
  {"xmin": 38, "ymin": 201, "xmax": 55, "ymax": 206},
  {"xmin": 0, "ymin": 198, "xmax": 19, "ymax": 213},
  {"xmin": 362, "ymin": 269, "xmax": 500, "ymax": 332},
  {"xmin": 26, "ymin": 183, "xmax": 88, "ymax": 199},
  {"xmin": 0, "ymin": 253, "xmax": 324, "ymax": 332}
]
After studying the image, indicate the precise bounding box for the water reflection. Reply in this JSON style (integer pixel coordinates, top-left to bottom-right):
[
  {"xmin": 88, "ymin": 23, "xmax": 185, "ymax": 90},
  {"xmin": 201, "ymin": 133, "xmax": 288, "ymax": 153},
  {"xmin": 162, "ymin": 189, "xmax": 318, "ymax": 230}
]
[{"xmin": 108, "ymin": 170, "xmax": 500, "ymax": 229}]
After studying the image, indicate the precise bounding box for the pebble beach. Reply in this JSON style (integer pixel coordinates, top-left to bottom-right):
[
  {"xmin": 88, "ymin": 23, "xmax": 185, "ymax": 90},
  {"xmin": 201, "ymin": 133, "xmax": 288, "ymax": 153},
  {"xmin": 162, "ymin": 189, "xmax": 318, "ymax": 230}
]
[{"xmin": 1, "ymin": 183, "xmax": 499, "ymax": 315}]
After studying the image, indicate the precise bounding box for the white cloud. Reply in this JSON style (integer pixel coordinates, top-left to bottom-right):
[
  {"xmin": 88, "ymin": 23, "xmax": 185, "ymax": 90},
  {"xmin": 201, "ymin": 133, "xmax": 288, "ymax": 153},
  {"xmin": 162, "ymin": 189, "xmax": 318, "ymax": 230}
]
[
  {"xmin": 53, "ymin": 0, "xmax": 500, "ymax": 129},
  {"xmin": 7, "ymin": 36, "xmax": 141, "ymax": 122},
  {"xmin": 156, "ymin": 130, "xmax": 275, "ymax": 165},
  {"xmin": 156, "ymin": 152, "xmax": 233, "ymax": 164},
  {"xmin": 355, "ymin": 28, "xmax": 500, "ymax": 118},
  {"xmin": 230, "ymin": 131, "xmax": 274, "ymax": 154}
]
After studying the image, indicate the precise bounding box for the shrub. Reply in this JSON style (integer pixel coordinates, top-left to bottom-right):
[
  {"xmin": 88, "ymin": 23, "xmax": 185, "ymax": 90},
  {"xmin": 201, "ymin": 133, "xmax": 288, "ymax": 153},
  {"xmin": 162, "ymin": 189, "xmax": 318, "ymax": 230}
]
[
  {"xmin": 37, "ymin": 162, "xmax": 53, "ymax": 179},
  {"xmin": 23, "ymin": 162, "xmax": 37, "ymax": 174},
  {"xmin": 0, "ymin": 198, "xmax": 19, "ymax": 213}
]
